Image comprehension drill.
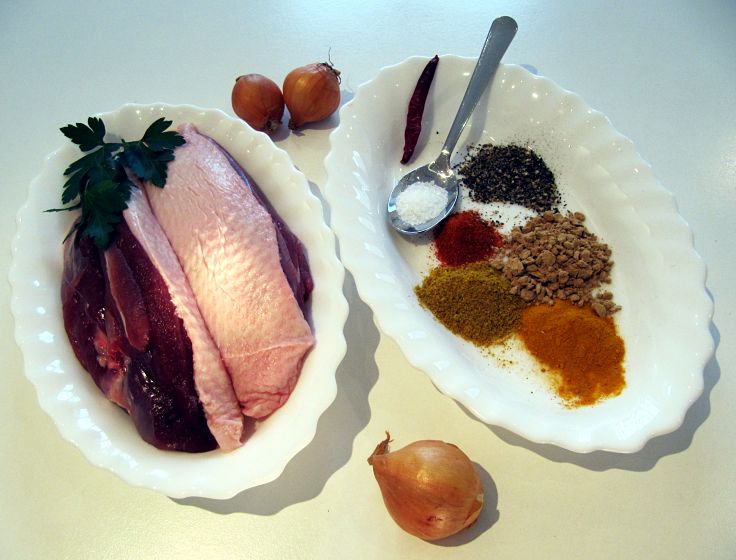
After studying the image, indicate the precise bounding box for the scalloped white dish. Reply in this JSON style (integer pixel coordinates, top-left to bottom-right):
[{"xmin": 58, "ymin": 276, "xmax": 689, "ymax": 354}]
[
  {"xmin": 10, "ymin": 103, "xmax": 348, "ymax": 498},
  {"xmin": 325, "ymin": 56, "xmax": 714, "ymax": 453}
]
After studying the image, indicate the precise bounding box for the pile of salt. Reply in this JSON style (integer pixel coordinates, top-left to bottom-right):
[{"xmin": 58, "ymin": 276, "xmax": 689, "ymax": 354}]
[{"xmin": 395, "ymin": 182, "xmax": 449, "ymax": 227}]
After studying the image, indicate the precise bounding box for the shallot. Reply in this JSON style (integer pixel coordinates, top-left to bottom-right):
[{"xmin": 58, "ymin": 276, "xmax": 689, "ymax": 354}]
[
  {"xmin": 231, "ymin": 74, "xmax": 285, "ymax": 133},
  {"xmin": 367, "ymin": 433, "xmax": 484, "ymax": 541},
  {"xmin": 282, "ymin": 62, "xmax": 341, "ymax": 129}
]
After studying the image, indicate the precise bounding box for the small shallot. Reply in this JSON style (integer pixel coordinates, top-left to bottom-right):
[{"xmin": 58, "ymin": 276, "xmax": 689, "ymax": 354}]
[
  {"xmin": 231, "ymin": 74, "xmax": 285, "ymax": 133},
  {"xmin": 282, "ymin": 62, "xmax": 341, "ymax": 129},
  {"xmin": 367, "ymin": 433, "xmax": 484, "ymax": 541}
]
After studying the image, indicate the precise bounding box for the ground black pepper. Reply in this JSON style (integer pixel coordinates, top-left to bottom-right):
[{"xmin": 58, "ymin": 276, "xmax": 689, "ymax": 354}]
[{"xmin": 456, "ymin": 144, "xmax": 560, "ymax": 213}]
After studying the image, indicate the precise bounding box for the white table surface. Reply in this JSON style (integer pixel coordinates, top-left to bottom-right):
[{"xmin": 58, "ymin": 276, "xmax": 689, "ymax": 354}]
[{"xmin": 2, "ymin": 1, "xmax": 734, "ymax": 558}]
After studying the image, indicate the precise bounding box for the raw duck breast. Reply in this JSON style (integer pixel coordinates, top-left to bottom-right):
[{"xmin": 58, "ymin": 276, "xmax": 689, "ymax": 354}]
[
  {"xmin": 62, "ymin": 190, "xmax": 244, "ymax": 452},
  {"xmin": 123, "ymin": 187, "xmax": 245, "ymax": 450},
  {"xmin": 145, "ymin": 124, "xmax": 315, "ymax": 419}
]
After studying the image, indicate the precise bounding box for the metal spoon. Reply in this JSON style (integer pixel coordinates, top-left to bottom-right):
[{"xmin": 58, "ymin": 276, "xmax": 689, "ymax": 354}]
[{"xmin": 387, "ymin": 16, "xmax": 518, "ymax": 234}]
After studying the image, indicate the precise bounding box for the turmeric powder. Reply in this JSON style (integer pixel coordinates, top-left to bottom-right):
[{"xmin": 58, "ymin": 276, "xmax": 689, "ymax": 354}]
[{"xmin": 520, "ymin": 300, "xmax": 625, "ymax": 407}]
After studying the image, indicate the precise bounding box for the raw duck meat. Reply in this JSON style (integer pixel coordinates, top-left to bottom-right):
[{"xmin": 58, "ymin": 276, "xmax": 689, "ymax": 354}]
[
  {"xmin": 61, "ymin": 123, "xmax": 314, "ymax": 451},
  {"xmin": 62, "ymin": 227, "xmax": 126, "ymax": 408},
  {"xmin": 62, "ymin": 219, "xmax": 220, "ymax": 452},
  {"xmin": 145, "ymin": 124, "xmax": 315, "ymax": 419},
  {"xmin": 123, "ymin": 187, "xmax": 244, "ymax": 451}
]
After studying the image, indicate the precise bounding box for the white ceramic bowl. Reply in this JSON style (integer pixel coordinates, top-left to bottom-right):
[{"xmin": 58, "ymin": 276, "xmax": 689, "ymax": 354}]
[
  {"xmin": 324, "ymin": 56, "xmax": 714, "ymax": 453},
  {"xmin": 10, "ymin": 103, "xmax": 348, "ymax": 498}
]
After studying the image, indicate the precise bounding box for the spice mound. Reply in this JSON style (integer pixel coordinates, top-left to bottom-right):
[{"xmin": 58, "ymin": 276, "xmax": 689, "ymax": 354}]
[
  {"xmin": 457, "ymin": 144, "xmax": 560, "ymax": 213},
  {"xmin": 434, "ymin": 210, "xmax": 503, "ymax": 266},
  {"xmin": 520, "ymin": 300, "xmax": 625, "ymax": 407},
  {"xmin": 414, "ymin": 262, "xmax": 525, "ymax": 346},
  {"xmin": 395, "ymin": 181, "xmax": 448, "ymax": 227},
  {"xmin": 491, "ymin": 211, "xmax": 619, "ymax": 316}
]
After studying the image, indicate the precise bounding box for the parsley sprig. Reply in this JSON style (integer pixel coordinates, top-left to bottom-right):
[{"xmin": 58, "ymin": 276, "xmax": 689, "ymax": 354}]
[{"xmin": 47, "ymin": 116, "xmax": 185, "ymax": 248}]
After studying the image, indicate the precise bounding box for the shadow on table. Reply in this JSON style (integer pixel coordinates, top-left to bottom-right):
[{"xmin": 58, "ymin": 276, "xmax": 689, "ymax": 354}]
[
  {"xmin": 281, "ymin": 88, "xmax": 354, "ymax": 140},
  {"xmin": 481, "ymin": 320, "xmax": 721, "ymax": 472},
  {"xmin": 174, "ymin": 272, "xmax": 380, "ymax": 514}
]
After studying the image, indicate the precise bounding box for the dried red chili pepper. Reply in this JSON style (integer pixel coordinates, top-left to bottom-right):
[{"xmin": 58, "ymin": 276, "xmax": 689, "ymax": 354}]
[
  {"xmin": 401, "ymin": 55, "xmax": 439, "ymax": 164},
  {"xmin": 434, "ymin": 210, "xmax": 503, "ymax": 266}
]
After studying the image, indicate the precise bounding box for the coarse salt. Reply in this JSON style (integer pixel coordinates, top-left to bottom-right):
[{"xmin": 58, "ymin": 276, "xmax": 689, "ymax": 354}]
[{"xmin": 395, "ymin": 181, "xmax": 448, "ymax": 227}]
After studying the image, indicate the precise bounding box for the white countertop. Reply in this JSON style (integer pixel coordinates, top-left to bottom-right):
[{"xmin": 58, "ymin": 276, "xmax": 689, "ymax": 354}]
[{"xmin": 1, "ymin": 1, "xmax": 734, "ymax": 558}]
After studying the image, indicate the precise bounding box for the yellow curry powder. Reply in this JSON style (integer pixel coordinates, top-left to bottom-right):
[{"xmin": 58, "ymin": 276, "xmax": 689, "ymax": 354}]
[
  {"xmin": 414, "ymin": 262, "xmax": 525, "ymax": 346},
  {"xmin": 520, "ymin": 300, "xmax": 625, "ymax": 407}
]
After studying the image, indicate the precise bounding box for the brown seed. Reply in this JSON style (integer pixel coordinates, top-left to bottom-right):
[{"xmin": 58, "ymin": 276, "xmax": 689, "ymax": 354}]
[{"xmin": 489, "ymin": 211, "xmax": 619, "ymax": 315}]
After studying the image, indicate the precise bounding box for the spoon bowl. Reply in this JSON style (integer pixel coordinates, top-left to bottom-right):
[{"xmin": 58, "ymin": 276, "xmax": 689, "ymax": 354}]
[
  {"xmin": 387, "ymin": 16, "xmax": 518, "ymax": 235},
  {"xmin": 387, "ymin": 160, "xmax": 461, "ymax": 234}
]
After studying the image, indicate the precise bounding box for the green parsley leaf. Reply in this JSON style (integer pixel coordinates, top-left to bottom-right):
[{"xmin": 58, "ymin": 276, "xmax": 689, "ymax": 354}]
[
  {"xmin": 119, "ymin": 142, "xmax": 171, "ymax": 187},
  {"xmin": 84, "ymin": 213, "xmax": 118, "ymax": 249},
  {"xmin": 84, "ymin": 179, "xmax": 129, "ymax": 214},
  {"xmin": 142, "ymin": 117, "xmax": 186, "ymax": 151},
  {"xmin": 49, "ymin": 116, "xmax": 185, "ymax": 248},
  {"xmin": 60, "ymin": 117, "xmax": 107, "ymax": 152},
  {"xmin": 61, "ymin": 148, "xmax": 107, "ymax": 204}
]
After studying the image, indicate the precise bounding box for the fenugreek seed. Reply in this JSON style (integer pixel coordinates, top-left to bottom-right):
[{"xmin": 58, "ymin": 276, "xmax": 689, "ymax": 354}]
[{"xmin": 489, "ymin": 211, "xmax": 619, "ymax": 316}]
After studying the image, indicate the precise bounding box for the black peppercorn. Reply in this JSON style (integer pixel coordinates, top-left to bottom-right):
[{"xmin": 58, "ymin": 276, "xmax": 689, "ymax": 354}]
[{"xmin": 456, "ymin": 144, "xmax": 560, "ymax": 213}]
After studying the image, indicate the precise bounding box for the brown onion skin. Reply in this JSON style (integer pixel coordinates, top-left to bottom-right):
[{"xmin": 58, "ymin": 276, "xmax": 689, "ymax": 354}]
[
  {"xmin": 231, "ymin": 74, "xmax": 285, "ymax": 133},
  {"xmin": 283, "ymin": 62, "xmax": 341, "ymax": 129},
  {"xmin": 368, "ymin": 434, "xmax": 484, "ymax": 541}
]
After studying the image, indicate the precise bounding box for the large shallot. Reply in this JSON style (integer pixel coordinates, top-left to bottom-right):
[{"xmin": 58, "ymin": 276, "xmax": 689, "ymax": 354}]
[
  {"xmin": 231, "ymin": 74, "xmax": 285, "ymax": 133},
  {"xmin": 367, "ymin": 433, "xmax": 484, "ymax": 541},
  {"xmin": 282, "ymin": 62, "xmax": 341, "ymax": 129}
]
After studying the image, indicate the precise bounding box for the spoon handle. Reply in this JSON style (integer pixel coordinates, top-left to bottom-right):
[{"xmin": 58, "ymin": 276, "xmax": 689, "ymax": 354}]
[{"xmin": 437, "ymin": 16, "xmax": 517, "ymax": 168}]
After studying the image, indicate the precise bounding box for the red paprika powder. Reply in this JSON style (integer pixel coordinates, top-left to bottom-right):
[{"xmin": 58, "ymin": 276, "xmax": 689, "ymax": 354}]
[{"xmin": 434, "ymin": 210, "xmax": 503, "ymax": 266}]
